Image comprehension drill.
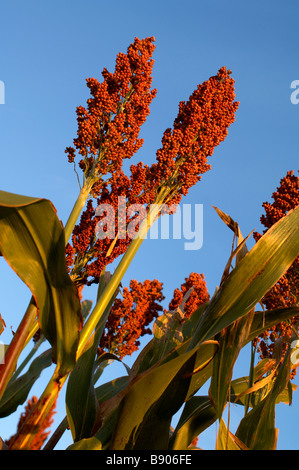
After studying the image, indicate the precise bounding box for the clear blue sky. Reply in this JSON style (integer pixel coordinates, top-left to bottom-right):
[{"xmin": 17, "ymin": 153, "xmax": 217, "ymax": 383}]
[{"xmin": 0, "ymin": 0, "xmax": 298, "ymax": 450}]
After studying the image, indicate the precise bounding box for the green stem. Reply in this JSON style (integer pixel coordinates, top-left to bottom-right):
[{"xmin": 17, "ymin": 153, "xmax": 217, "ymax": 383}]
[
  {"xmin": 8, "ymin": 366, "xmax": 66, "ymax": 450},
  {"xmin": 64, "ymin": 178, "xmax": 93, "ymax": 243},
  {"xmin": 77, "ymin": 203, "xmax": 161, "ymax": 358}
]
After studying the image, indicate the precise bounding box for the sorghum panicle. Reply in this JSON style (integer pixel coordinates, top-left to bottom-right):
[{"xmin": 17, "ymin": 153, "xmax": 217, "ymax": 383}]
[
  {"xmin": 66, "ymin": 60, "xmax": 239, "ymax": 287},
  {"xmin": 168, "ymin": 272, "xmax": 210, "ymax": 318},
  {"xmin": 98, "ymin": 279, "xmax": 164, "ymax": 359},
  {"xmin": 65, "ymin": 37, "xmax": 156, "ymax": 184},
  {"xmin": 5, "ymin": 396, "xmax": 57, "ymax": 450},
  {"xmin": 253, "ymin": 170, "xmax": 299, "ymax": 376}
]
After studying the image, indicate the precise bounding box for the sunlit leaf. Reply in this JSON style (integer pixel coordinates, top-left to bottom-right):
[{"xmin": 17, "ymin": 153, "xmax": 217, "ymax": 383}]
[
  {"xmin": 216, "ymin": 418, "xmax": 249, "ymax": 450},
  {"xmin": 109, "ymin": 340, "xmax": 218, "ymax": 450},
  {"xmin": 189, "ymin": 206, "xmax": 299, "ymax": 347},
  {"xmin": 0, "ymin": 190, "xmax": 81, "ymax": 375}
]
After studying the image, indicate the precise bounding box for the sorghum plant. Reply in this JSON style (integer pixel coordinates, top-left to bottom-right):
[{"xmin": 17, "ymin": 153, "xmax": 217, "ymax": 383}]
[{"xmin": 0, "ymin": 37, "xmax": 298, "ymax": 451}]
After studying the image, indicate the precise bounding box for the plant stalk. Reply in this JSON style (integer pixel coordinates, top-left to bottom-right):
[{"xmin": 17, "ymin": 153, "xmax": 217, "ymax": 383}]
[
  {"xmin": 76, "ymin": 202, "xmax": 162, "ymax": 359},
  {"xmin": 8, "ymin": 366, "xmax": 67, "ymax": 450},
  {"xmin": 0, "ymin": 302, "xmax": 37, "ymax": 402},
  {"xmin": 64, "ymin": 178, "xmax": 93, "ymax": 243}
]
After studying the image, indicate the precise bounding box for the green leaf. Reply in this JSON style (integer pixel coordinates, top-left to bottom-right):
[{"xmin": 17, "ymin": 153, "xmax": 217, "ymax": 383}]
[
  {"xmin": 210, "ymin": 308, "xmax": 255, "ymax": 418},
  {"xmin": 235, "ymin": 351, "xmax": 291, "ymax": 449},
  {"xmin": 0, "ymin": 349, "xmax": 52, "ymax": 417},
  {"xmin": 109, "ymin": 340, "xmax": 218, "ymax": 450},
  {"xmin": 169, "ymin": 396, "xmax": 217, "ymax": 450},
  {"xmin": 206, "ymin": 208, "xmax": 255, "ymax": 418},
  {"xmin": 189, "ymin": 206, "xmax": 299, "ymax": 347},
  {"xmin": 131, "ymin": 353, "xmax": 198, "ymax": 450},
  {"xmin": 0, "ymin": 190, "xmax": 81, "ymax": 375},
  {"xmin": 66, "ymin": 377, "xmax": 129, "ymax": 451},
  {"xmin": 216, "ymin": 418, "xmax": 249, "ymax": 450}
]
